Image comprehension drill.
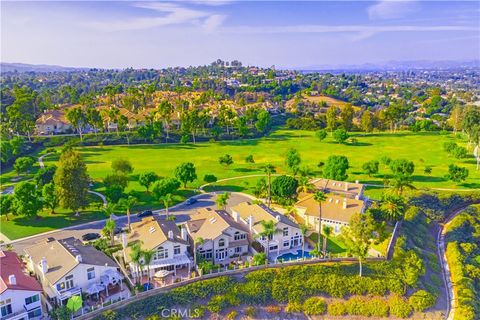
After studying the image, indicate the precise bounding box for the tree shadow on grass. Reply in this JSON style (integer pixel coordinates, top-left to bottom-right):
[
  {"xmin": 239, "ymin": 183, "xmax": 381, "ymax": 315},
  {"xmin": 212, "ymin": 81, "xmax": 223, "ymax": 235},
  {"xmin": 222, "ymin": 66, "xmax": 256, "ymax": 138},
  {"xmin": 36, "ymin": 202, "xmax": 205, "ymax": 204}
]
[
  {"xmin": 203, "ymin": 184, "xmax": 246, "ymax": 193},
  {"xmin": 459, "ymin": 182, "xmax": 480, "ymax": 189},
  {"xmin": 233, "ymin": 167, "xmax": 257, "ymax": 173},
  {"xmin": 412, "ymin": 175, "xmax": 447, "ymax": 183},
  {"xmin": 348, "ymin": 142, "xmax": 373, "ymax": 147}
]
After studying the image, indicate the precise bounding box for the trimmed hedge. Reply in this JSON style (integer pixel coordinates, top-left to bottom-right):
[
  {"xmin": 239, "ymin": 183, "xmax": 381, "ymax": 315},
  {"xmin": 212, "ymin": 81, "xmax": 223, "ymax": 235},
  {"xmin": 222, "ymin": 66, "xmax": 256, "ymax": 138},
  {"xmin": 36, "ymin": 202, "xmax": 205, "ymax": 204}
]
[
  {"xmin": 388, "ymin": 295, "xmax": 413, "ymax": 318},
  {"xmin": 302, "ymin": 297, "xmax": 326, "ymax": 315}
]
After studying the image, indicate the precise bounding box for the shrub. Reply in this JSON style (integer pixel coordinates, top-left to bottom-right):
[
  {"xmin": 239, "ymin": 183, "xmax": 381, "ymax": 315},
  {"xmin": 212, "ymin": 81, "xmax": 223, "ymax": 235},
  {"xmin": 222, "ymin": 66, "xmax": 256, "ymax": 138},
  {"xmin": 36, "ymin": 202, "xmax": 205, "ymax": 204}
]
[
  {"xmin": 408, "ymin": 290, "xmax": 437, "ymax": 312},
  {"xmin": 226, "ymin": 310, "xmax": 238, "ymax": 320},
  {"xmin": 285, "ymin": 301, "xmax": 303, "ymax": 313},
  {"xmin": 366, "ymin": 297, "xmax": 389, "ymax": 317},
  {"xmin": 344, "ymin": 296, "xmax": 367, "ymax": 316},
  {"xmin": 302, "ymin": 297, "xmax": 326, "ymax": 315},
  {"xmin": 389, "ymin": 295, "xmax": 413, "ymax": 318},
  {"xmin": 203, "ymin": 174, "xmax": 217, "ymax": 183},
  {"xmin": 207, "ymin": 295, "xmax": 229, "ymax": 313},
  {"xmin": 327, "ymin": 301, "xmax": 347, "ymax": 316}
]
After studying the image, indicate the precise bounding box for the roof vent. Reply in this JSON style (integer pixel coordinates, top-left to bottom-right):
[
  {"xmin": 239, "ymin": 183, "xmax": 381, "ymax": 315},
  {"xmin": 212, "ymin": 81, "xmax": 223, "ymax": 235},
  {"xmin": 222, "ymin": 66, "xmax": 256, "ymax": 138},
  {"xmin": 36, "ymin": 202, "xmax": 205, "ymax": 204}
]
[
  {"xmin": 168, "ymin": 230, "xmax": 174, "ymax": 239},
  {"xmin": 275, "ymin": 215, "xmax": 281, "ymax": 221},
  {"xmin": 75, "ymin": 255, "xmax": 82, "ymax": 263},
  {"xmin": 209, "ymin": 217, "xmax": 217, "ymax": 224},
  {"xmin": 8, "ymin": 275, "xmax": 16, "ymax": 285},
  {"xmin": 149, "ymin": 226, "xmax": 156, "ymax": 233},
  {"xmin": 329, "ymin": 198, "xmax": 333, "ymax": 203}
]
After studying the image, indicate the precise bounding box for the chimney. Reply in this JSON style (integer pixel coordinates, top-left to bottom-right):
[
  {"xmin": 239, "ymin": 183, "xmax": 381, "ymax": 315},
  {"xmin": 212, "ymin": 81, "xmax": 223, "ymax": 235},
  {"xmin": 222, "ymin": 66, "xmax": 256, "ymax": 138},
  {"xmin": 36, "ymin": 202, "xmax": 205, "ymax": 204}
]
[
  {"xmin": 40, "ymin": 258, "xmax": 48, "ymax": 274},
  {"xmin": 232, "ymin": 210, "xmax": 240, "ymax": 222},
  {"xmin": 355, "ymin": 195, "xmax": 360, "ymax": 200},
  {"xmin": 8, "ymin": 275, "xmax": 16, "ymax": 285},
  {"xmin": 248, "ymin": 215, "xmax": 254, "ymax": 231},
  {"xmin": 275, "ymin": 215, "xmax": 281, "ymax": 222},
  {"xmin": 168, "ymin": 230, "xmax": 174, "ymax": 239},
  {"xmin": 344, "ymin": 182, "xmax": 349, "ymax": 191},
  {"xmin": 343, "ymin": 199, "xmax": 347, "ymax": 209},
  {"xmin": 75, "ymin": 255, "xmax": 82, "ymax": 263},
  {"xmin": 181, "ymin": 228, "xmax": 188, "ymax": 241}
]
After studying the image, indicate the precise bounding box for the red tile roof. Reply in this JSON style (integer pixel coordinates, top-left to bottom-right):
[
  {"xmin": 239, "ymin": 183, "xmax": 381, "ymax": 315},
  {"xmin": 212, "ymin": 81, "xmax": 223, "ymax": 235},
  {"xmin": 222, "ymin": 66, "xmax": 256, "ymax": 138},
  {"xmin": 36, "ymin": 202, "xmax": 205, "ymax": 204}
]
[{"xmin": 0, "ymin": 251, "xmax": 42, "ymax": 294}]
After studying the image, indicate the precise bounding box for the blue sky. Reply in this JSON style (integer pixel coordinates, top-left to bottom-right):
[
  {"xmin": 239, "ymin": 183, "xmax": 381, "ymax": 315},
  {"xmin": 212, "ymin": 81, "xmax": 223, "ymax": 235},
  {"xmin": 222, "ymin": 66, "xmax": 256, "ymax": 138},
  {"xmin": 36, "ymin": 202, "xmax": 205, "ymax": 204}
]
[{"xmin": 1, "ymin": 1, "xmax": 479, "ymax": 69}]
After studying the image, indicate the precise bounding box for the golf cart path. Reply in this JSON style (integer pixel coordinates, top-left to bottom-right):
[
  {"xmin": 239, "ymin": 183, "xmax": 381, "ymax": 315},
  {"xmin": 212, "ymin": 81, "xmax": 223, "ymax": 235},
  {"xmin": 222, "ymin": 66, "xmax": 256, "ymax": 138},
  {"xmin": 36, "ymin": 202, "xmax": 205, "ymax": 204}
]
[{"xmin": 437, "ymin": 203, "xmax": 479, "ymax": 320}]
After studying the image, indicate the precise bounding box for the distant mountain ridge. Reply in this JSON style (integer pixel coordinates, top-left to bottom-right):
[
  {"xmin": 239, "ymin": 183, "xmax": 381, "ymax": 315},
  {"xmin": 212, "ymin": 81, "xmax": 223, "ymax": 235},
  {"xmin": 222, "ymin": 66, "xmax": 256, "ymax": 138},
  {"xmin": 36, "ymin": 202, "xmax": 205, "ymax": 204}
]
[
  {"xmin": 2, "ymin": 60, "xmax": 479, "ymax": 74},
  {"xmin": 1, "ymin": 62, "xmax": 89, "ymax": 73}
]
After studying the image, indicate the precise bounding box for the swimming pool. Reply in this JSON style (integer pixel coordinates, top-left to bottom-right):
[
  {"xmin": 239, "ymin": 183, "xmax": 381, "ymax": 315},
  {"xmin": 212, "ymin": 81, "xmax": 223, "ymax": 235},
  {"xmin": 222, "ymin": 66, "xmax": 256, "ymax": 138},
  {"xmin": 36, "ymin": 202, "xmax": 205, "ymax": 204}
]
[{"xmin": 276, "ymin": 249, "xmax": 312, "ymax": 261}]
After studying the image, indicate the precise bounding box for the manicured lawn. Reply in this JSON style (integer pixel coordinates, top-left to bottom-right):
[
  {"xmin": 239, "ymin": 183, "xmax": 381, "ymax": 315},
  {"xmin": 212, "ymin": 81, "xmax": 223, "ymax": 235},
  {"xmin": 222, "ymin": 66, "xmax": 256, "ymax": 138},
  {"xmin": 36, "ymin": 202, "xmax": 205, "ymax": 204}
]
[
  {"xmin": 40, "ymin": 129, "xmax": 480, "ymax": 192},
  {"xmin": 0, "ymin": 194, "xmax": 105, "ymax": 240}
]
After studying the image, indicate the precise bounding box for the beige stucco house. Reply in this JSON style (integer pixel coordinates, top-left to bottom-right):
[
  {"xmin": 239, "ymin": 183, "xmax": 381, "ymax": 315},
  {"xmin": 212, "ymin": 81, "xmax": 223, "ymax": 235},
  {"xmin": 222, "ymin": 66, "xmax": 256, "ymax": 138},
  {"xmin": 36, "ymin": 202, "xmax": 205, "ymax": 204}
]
[{"xmin": 185, "ymin": 208, "xmax": 250, "ymax": 265}]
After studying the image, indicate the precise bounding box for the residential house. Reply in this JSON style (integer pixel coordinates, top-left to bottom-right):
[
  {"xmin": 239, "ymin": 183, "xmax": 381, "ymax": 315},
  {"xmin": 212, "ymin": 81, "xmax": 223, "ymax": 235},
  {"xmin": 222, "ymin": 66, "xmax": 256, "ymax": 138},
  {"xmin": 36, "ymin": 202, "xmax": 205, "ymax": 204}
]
[
  {"xmin": 295, "ymin": 193, "xmax": 366, "ymax": 234},
  {"xmin": 24, "ymin": 237, "xmax": 123, "ymax": 308},
  {"xmin": 124, "ymin": 217, "xmax": 191, "ymax": 278},
  {"xmin": 310, "ymin": 178, "xmax": 365, "ymax": 200},
  {"xmin": 0, "ymin": 251, "xmax": 43, "ymax": 320},
  {"xmin": 35, "ymin": 110, "xmax": 71, "ymax": 135},
  {"xmin": 185, "ymin": 208, "xmax": 250, "ymax": 265},
  {"xmin": 230, "ymin": 202, "xmax": 303, "ymax": 257}
]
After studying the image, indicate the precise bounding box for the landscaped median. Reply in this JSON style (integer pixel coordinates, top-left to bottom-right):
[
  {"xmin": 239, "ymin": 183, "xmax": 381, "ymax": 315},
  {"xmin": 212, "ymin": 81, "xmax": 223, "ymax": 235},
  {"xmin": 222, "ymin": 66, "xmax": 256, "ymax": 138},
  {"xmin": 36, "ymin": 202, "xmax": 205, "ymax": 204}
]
[{"xmin": 78, "ymin": 258, "xmax": 436, "ymax": 320}]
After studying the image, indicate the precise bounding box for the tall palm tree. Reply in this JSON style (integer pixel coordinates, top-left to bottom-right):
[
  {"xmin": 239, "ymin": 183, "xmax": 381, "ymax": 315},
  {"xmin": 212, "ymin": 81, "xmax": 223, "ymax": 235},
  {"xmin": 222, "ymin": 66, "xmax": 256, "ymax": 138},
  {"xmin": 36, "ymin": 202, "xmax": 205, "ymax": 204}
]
[
  {"xmin": 141, "ymin": 249, "xmax": 155, "ymax": 284},
  {"xmin": 256, "ymin": 220, "xmax": 281, "ymax": 259},
  {"xmin": 313, "ymin": 191, "xmax": 327, "ymax": 257},
  {"xmin": 296, "ymin": 176, "xmax": 315, "ymax": 194},
  {"xmin": 193, "ymin": 237, "xmax": 204, "ymax": 274},
  {"xmin": 262, "ymin": 164, "xmax": 276, "ymax": 207},
  {"xmin": 161, "ymin": 193, "xmax": 173, "ymax": 218},
  {"xmin": 119, "ymin": 195, "xmax": 137, "ymax": 231},
  {"xmin": 299, "ymin": 224, "xmax": 309, "ymax": 259},
  {"xmin": 102, "ymin": 219, "xmax": 116, "ymax": 246},
  {"xmin": 129, "ymin": 243, "xmax": 143, "ymax": 284},
  {"xmin": 322, "ymin": 225, "xmax": 333, "ymax": 257},
  {"xmin": 102, "ymin": 203, "xmax": 116, "ymax": 218},
  {"xmin": 216, "ymin": 192, "xmax": 230, "ymax": 210},
  {"xmin": 381, "ymin": 195, "xmax": 405, "ymax": 221}
]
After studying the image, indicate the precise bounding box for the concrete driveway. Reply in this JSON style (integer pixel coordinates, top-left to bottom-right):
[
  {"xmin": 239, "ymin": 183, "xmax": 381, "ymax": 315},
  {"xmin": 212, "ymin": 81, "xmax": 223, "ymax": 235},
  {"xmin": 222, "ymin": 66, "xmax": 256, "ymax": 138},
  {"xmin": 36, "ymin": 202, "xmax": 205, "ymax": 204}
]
[{"xmin": 10, "ymin": 192, "xmax": 253, "ymax": 254}]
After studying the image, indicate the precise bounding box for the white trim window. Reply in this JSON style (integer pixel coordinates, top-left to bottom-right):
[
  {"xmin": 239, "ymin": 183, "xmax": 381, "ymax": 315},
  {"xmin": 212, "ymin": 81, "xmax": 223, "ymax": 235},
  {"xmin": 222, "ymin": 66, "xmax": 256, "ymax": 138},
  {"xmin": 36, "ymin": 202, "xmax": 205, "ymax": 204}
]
[
  {"xmin": 155, "ymin": 246, "xmax": 168, "ymax": 260},
  {"xmin": 0, "ymin": 299, "xmax": 12, "ymax": 317},
  {"xmin": 283, "ymin": 227, "xmax": 289, "ymax": 236},
  {"xmin": 174, "ymin": 245, "xmax": 181, "ymax": 255},
  {"xmin": 87, "ymin": 267, "xmax": 95, "ymax": 280}
]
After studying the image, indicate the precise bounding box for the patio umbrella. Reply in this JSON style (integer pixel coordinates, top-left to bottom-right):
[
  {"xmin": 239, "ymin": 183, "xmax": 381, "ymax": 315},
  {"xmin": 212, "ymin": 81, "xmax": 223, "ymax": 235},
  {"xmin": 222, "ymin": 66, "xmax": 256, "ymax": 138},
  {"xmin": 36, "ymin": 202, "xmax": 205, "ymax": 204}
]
[{"xmin": 66, "ymin": 295, "xmax": 83, "ymax": 313}]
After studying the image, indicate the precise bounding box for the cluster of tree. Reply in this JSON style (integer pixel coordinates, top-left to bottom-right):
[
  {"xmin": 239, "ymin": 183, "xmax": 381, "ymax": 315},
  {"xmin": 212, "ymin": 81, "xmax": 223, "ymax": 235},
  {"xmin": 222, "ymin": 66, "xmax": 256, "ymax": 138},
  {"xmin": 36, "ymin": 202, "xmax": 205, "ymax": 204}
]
[{"xmin": 1, "ymin": 149, "xmax": 90, "ymax": 220}]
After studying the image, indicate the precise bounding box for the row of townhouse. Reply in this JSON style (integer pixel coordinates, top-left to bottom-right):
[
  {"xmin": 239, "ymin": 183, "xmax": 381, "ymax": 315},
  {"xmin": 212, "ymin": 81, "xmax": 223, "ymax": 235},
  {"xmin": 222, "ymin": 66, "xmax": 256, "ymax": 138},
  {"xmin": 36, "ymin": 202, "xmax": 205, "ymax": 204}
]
[{"xmin": 123, "ymin": 202, "xmax": 307, "ymax": 282}]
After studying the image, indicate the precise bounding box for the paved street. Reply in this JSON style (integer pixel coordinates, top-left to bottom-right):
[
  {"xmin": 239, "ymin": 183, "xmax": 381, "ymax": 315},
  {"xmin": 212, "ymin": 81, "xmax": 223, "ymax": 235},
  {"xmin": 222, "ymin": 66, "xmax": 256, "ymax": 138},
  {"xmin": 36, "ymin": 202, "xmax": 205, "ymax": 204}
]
[{"xmin": 10, "ymin": 192, "xmax": 253, "ymax": 254}]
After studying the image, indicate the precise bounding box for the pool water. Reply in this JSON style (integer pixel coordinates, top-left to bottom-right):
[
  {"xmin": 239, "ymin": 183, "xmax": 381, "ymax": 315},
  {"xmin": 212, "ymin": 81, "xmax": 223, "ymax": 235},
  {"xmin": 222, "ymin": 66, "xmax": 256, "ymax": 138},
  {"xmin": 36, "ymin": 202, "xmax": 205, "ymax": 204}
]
[{"xmin": 276, "ymin": 249, "xmax": 312, "ymax": 261}]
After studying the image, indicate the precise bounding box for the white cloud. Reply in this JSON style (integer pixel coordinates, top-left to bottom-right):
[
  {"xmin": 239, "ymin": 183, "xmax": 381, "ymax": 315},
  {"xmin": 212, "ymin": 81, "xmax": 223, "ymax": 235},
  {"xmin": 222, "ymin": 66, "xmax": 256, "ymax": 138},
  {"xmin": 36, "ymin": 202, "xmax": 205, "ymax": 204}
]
[
  {"xmin": 202, "ymin": 14, "xmax": 227, "ymax": 31},
  {"xmin": 368, "ymin": 0, "xmax": 420, "ymax": 20},
  {"xmin": 221, "ymin": 24, "xmax": 477, "ymax": 35},
  {"xmin": 85, "ymin": 2, "xmax": 225, "ymax": 32}
]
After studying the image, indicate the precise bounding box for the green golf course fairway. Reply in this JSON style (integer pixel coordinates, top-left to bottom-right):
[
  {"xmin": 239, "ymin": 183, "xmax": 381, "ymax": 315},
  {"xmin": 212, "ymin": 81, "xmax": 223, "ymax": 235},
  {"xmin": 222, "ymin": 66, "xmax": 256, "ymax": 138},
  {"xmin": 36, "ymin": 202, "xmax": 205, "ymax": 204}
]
[{"xmin": 43, "ymin": 129, "xmax": 480, "ymax": 192}]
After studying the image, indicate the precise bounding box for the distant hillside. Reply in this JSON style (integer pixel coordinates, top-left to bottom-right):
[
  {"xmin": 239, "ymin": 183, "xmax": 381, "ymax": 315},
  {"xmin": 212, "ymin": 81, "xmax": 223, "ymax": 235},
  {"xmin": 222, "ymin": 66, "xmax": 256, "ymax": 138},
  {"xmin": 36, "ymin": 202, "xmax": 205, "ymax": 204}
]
[
  {"xmin": 295, "ymin": 60, "xmax": 480, "ymax": 72},
  {"xmin": 0, "ymin": 62, "xmax": 89, "ymax": 73}
]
